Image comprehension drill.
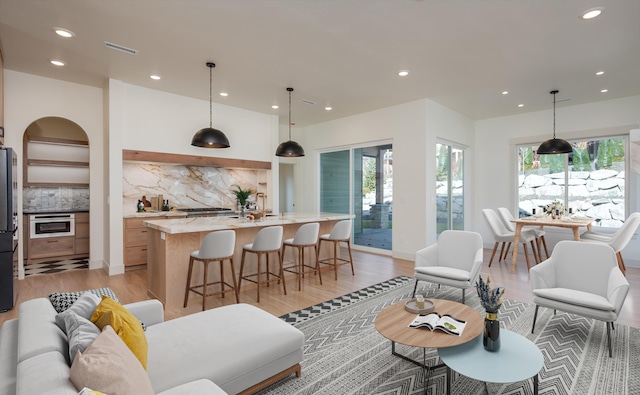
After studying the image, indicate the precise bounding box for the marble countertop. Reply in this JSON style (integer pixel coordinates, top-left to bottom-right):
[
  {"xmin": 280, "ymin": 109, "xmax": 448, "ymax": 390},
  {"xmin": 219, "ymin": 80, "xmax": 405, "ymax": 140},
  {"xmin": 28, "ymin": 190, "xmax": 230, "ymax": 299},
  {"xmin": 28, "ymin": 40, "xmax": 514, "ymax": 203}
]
[
  {"xmin": 123, "ymin": 211, "xmax": 189, "ymax": 219},
  {"xmin": 143, "ymin": 212, "xmax": 354, "ymax": 234},
  {"xmin": 23, "ymin": 209, "xmax": 89, "ymax": 215}
]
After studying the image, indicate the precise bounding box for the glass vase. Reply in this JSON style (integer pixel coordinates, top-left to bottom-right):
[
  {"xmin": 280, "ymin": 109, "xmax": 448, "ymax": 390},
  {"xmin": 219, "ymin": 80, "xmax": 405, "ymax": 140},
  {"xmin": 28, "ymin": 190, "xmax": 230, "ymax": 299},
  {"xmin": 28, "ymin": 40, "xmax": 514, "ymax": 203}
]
[{"xmin": 483, "ymin": 312, "xmax": 500, "ymax": 351}]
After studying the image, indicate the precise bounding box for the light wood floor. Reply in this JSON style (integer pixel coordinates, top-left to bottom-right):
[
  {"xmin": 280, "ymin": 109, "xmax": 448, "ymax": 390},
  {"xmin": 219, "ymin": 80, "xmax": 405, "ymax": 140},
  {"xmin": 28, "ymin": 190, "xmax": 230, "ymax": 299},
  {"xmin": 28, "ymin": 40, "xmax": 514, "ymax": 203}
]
[{"xmin": 2, "ymin": 248, "xmax": 639, "ymax": 329}]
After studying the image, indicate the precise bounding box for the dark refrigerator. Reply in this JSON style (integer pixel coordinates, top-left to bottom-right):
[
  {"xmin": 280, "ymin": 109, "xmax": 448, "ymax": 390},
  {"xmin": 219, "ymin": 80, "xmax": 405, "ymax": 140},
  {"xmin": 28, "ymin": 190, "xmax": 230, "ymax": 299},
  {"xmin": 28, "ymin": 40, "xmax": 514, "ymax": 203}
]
[{"xmin": 0, "ymin": 147, "xmax": 18, "ymax": 312}]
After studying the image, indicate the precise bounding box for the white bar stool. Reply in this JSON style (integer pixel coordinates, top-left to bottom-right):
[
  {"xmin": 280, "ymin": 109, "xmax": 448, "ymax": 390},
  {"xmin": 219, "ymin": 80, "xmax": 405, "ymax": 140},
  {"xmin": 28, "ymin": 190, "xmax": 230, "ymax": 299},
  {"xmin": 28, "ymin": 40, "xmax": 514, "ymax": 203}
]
[
  {"xmin": 282, "ymin": 222, "xmax": 321, "ymax": 291},
  {"xmin": 317, "ymin": 220, "xmax": 354, "ymax": 280},
  {"xmin": 183, "ymin": 230, "xmax": 238, "ymax": 311},
  {"xmin": 238, "ymin": 226, "xmax": 286, "ymax": 302}
]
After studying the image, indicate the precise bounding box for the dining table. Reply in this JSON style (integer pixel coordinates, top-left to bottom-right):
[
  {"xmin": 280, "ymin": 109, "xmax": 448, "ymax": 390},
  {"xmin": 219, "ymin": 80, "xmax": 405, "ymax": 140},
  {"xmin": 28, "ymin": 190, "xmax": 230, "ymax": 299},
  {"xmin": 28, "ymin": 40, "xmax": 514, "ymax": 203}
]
[{"xmin": 509, "ymin": 216, "xmax": 594, "ymax": 273}]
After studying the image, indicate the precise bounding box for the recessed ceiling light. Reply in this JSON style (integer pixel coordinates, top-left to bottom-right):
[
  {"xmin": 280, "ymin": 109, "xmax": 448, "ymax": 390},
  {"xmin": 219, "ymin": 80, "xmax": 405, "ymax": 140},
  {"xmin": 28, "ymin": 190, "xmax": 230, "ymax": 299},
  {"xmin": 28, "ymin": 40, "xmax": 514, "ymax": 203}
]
[
  {"xmin": 150, "ymin": 75, "xmax": 161, "ymax": 80},
  {"xmin": 271, "ymin": 105, "xmax": 279, "ymax": 109},
  {"xmin": 54, "ymin": 27, "xmax": 75, "ymax": 38},
  {"xmin": 601, "ymin": 89, "xmax": 608, "ymax": 93},
  {"xmin": 219, "ymin": 92, "xmax": 229, "ymax": 97},
  {"xmin": 325, "ymin": 107, "xmax": 332, "ymax": 111},
  {"xmin": 50, "ymin": 59, "xmax": 65, "ymax": 66},
  {"xmin": 596, "ymin": 71, "xmax": 604, "ymax": 76},
  {"xmin": 581, "ymin": 7, "xmax": 604, "ymax": 20},
  {"xmin": 518, "ymin": 104, "xmax": 524, "ymax": 108},
  {"xmin": 502, "ymin": 91, "xmax": 509, "ymax": 95},
  {"xmin": 398, "ymin": 70, "xmax": 409, "ymax": 77}
]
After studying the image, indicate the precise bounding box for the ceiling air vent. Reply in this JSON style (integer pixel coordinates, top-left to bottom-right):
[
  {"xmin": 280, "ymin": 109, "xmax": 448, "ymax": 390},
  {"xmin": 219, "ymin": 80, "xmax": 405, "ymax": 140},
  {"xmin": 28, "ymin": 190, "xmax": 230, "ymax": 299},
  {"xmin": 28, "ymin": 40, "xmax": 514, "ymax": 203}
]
[
  {"xmin": 301, "ymin": 99, "xmax": 316, "ymax": 105},
  {"xmin": 104, "ymin": 41, "xmax": 138, "ymax": 55}
]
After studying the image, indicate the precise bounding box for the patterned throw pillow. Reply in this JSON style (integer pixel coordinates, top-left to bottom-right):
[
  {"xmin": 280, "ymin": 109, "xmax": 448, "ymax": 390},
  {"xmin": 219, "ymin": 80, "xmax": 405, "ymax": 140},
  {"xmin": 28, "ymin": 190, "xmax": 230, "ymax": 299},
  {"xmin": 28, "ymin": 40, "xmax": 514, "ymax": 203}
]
[{"xmin": 49, "ymin": 288, "xmax": 119, "ymax": 313}]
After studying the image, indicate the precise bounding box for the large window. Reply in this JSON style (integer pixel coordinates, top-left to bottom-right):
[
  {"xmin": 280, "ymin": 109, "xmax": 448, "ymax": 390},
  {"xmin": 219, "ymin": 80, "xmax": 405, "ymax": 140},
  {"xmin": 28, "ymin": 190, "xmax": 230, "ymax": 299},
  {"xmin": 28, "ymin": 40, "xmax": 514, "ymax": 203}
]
[{"xmin": 517, "ymin": 136, "xmax": 627, "ymax": 228}]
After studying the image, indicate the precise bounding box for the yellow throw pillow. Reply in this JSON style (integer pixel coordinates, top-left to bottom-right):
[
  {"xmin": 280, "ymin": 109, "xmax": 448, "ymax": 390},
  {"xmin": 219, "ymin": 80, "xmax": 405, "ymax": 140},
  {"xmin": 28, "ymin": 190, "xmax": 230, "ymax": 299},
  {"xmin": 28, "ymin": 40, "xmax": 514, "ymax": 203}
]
[{"xmin": 90, "ymin": 296, "xmax": 148, "ymax": 369}]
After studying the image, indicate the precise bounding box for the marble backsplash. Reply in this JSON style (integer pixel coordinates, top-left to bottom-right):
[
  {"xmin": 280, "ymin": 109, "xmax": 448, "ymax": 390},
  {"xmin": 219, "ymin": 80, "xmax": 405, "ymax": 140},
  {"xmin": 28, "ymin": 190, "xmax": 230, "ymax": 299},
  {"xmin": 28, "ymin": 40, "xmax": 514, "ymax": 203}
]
[
  {"xmin": 123, "ymin": 163, "xmax": 266, "ymax": 214},
  {"xmin": 23, "ymin": 187, "xmax": 90, "ymax": 212}
]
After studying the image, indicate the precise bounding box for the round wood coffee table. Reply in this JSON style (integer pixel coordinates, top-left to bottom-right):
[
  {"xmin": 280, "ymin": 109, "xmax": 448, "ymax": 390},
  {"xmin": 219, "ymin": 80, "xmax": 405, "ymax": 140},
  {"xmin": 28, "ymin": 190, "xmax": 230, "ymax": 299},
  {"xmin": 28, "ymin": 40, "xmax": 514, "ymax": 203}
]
[
  {"xmin": 375, "ymin": 299, "xmax": 483, "ymax": 349},
  {"xmin": 375, "ymin": 299, "xmax": 483, "ymax": 393}
]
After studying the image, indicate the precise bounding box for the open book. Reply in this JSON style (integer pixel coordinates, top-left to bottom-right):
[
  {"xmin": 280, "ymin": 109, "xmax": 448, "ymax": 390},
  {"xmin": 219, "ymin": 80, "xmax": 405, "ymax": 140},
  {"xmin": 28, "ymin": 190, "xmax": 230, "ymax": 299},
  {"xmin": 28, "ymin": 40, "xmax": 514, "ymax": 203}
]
[{"xmin": 408, "ymin": 312, "xmax": 467, "ymax": 336}]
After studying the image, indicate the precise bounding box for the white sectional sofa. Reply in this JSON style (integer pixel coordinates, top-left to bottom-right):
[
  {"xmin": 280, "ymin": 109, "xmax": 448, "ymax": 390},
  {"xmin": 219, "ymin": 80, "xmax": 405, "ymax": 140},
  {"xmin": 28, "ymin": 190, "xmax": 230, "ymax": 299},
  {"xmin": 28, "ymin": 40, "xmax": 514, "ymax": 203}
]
[{"xmin": 0, "ymin": 298, "xmax": 304, "ymax": 395}]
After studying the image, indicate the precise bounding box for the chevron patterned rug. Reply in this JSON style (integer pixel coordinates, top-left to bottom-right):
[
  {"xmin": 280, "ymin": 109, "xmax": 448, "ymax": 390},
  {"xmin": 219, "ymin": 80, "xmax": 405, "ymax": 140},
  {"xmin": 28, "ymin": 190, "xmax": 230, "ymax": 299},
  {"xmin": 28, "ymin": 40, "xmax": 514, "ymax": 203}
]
[{"xmin": 257, "ymin": 276, "xmax": 640, "ymax": 395}]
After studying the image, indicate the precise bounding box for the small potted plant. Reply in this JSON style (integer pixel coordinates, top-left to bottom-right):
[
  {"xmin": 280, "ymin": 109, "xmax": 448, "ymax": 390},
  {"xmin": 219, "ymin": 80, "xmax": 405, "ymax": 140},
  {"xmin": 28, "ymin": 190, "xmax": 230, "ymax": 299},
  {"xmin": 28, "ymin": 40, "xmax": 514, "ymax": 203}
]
[
  {"xmin": 230, "ymin": 185, "xmax": 254, "ymax": 217},
  {"xmin": 476, "ymin": 275, "xmax": 505, "ymax": 351}
]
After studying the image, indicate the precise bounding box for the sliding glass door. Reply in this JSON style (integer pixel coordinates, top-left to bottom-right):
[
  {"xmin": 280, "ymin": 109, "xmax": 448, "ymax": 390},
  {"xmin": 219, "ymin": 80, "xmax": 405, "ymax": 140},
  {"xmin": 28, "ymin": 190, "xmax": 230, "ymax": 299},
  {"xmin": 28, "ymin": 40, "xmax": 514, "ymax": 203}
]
[
  {"xmin": 436, "ymin": 143, "xmax": 464, "ymax": 237},
  {"xmin": 320, "ymin": 143, "xmax": 393, "ymax": 251}
]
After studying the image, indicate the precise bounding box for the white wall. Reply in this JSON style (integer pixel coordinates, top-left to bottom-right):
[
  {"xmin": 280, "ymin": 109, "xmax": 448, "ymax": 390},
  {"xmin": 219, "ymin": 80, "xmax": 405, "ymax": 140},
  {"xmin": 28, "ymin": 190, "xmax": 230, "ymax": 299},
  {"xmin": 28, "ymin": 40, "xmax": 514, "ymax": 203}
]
[
  {"xmin": 297, "ymin": 98, "xmax": 474, "ymax": 260},
  {"xmin": 4, "ymin": 70, "xmax": 106, "ymax": 274},
  {"xmin": 474, "ymin": 95, "xmax": 640, "ymax": 267}
]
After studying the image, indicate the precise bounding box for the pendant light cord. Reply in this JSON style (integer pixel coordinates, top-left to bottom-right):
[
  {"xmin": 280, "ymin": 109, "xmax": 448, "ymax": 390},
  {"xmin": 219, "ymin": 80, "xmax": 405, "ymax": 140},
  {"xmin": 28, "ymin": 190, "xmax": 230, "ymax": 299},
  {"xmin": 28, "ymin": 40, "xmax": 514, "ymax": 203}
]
[
  {"xmin": 288, "ymin": 87, "xmax": 293, "ymax": 141},
  {"xmin": 551, "ymin": 89, "xmax": 558, "ymax": 139},
  {"xmin": 209, "ymin": 64, "xmax": 213, "ymax": 129}
]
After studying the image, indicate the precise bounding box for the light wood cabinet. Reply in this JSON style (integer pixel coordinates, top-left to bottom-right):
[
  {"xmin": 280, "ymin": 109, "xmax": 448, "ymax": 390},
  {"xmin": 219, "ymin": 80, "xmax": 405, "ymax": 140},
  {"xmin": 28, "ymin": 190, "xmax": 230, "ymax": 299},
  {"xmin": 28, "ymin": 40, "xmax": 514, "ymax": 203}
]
[
  {"xmin": 29, "ymin": 236, "xmax": 75, "ymax": 259},
  {"xmin": 25, "ymin": 211, "xmax": 90, "ymax": 263},
  {"xmin": 74, "ymin": 212, "xmax": 90, "ymax": 255},
  {"xmin": 124, "ymin": 216, "xmax": 161, "ymax": 267}
]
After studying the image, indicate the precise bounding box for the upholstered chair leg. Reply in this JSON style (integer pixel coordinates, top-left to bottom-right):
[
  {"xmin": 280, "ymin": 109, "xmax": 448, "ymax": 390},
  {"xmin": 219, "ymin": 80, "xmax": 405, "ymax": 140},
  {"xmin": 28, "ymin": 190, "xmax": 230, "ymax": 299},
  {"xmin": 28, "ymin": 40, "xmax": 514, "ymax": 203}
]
[
  {"xmin": 219, "ymin": 259, "xmax": 225, "ymax": 298},
  {"xmin": 278, "ymin": 250, "xmax": 287, "ymax": 295},
  {"xmin": 184, "ymin": 256, "xmax": 195, "ymax": 308},
  {"xmin": 531, "ymin": 305, "xmax": 539, "ymax": 333},
  {"xmin": 347, "ymin": 240, "xmax": 354, "ymax": 275},
  {"xmin": 489, "ymin": 242, "xmax": 499, "ymax": 266},
  {"xmin": 541, "ymin": 236, "xmax": 549, "ymax": 259},
  {"xmin": 461, "ymin": 289, "xmax": 466, "ymax": 304},
  {"xmin": 202, "ymin": 260, "xmax": 209, "ymax": 311},
  {"xmin": 228, "ymin": 258, "xmax": 240, "ymax": 303},
  {"xmin": 238, "ymin": 249, "xmax": 246, "ymax": 290},
  {"xmin": 499, "ymin": 242, "xmax": 507, "ymax": 261},
  {"xmin": 606, "ymin": 322, "xmax": 613, "ymax": 358},
  {"xmin": 616, "ymin": 252, "xmax": 626, "ymax": 276},
  {"xmin": 522, "ymin": 243, "xmax": 531, "ymax": 270},
  {"xmin": 412, "ymin": 280, "xmax": 419, "ymax": 298},
  {"xmin": 314, "ymin": 245, "xmax": 323, "ymax": 285}
]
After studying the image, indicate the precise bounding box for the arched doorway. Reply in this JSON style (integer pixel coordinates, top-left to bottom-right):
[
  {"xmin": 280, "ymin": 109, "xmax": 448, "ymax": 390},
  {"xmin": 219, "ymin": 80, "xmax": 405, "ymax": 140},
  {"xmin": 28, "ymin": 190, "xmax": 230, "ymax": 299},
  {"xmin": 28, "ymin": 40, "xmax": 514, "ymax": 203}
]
[{"xmin": 22, "ymin": 117, "xmax": 90, "ymax": 276}]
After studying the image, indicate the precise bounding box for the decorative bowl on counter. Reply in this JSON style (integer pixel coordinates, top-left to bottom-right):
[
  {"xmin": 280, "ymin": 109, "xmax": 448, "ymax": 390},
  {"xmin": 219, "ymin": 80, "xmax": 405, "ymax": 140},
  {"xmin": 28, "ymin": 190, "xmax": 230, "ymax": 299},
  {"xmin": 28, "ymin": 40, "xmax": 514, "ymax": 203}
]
[{"xmin": 250, "ymin": 211, "xmax": 263, "ymax": 220}]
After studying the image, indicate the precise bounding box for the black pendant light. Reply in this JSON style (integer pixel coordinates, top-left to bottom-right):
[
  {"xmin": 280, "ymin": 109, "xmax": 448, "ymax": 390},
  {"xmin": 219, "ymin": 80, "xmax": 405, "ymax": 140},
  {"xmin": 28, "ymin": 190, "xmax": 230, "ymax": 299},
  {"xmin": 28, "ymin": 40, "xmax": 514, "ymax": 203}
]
[
  {"xmin": 275, "ymin": 87, "xmax": 305, "ymax": 157},
  {"xmin": 191, "ymin": 62, "xmax": 230, "ymax": 148},
  {"xmin": 537, "ymin": 90, "xmax": 572, "ymax": 155}
]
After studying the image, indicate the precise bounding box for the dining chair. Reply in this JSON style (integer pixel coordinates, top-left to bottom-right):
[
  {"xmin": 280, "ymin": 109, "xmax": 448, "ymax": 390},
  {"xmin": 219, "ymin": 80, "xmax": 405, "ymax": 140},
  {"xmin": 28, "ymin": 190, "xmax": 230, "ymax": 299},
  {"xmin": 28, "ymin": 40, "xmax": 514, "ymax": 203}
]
[
  {"xmin": 497, "ymin": 207, "xmax": 548, "ymax": 260},
  {"xmin": 482, "ymin": 209, "xmax": 539, "ymax": 270},
  {"xmin": 580, "ymin": 212, "xmax": 640, "ymax": 276}
]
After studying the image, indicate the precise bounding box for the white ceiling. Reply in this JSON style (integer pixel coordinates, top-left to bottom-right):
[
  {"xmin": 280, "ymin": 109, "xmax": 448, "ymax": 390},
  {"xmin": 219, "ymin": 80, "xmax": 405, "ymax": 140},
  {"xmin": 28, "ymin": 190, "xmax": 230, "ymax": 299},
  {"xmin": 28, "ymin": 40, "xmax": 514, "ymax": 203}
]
[{"xmin": 1, "ymin": 0, "xmax": 639, "ymax": 127}]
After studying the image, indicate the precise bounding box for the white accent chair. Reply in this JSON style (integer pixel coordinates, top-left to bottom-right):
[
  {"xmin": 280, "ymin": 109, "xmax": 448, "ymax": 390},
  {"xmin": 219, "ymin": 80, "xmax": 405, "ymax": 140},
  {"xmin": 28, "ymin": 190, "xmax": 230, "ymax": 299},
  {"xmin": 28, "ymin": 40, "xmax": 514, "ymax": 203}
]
[
  {"xmin": 580, "ymin": 212, "xmax": 640, "ymax": 276},
  {"xmin": 282, "ymin": 222, "xmax": 321, "ymax": 290},
  {"xmin": 317, "ymin": 220, "xmax": 354, "ymax": 280},
  {"xmin": 530, "ymin": 240, "xmax": 629, "ymax": 357},
  {"xmin": 482, "ymin": 208, "xmax": 539, "ymax": 270},
  {"xmin": 497, "ymin": 207, "xmax": 548, "ymax": 260},
  {"xmin": 238, "ymin": 226, "xmax": 286, "ymax": 303},
  {"xmin": 412, "ymin": 230, "xmax": 483, "ymax": 304},
  {"xmin": 183, "ymin": 230, "xmax": 238, "ymax": 310}
]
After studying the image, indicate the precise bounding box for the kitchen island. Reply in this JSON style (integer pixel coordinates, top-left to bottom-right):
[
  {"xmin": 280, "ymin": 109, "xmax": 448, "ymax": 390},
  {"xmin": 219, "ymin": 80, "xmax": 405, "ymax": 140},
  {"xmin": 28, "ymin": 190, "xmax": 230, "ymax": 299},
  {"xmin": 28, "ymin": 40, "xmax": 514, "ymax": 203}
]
[{"xmin": 143, "ymin": 212, "xmax": 353, "ymax": 308}]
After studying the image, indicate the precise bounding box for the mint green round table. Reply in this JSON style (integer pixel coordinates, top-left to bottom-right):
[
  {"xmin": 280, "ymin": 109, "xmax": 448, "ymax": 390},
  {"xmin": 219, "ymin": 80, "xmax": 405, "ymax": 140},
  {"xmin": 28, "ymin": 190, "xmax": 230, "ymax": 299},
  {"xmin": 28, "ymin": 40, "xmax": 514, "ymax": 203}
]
[{"xmin": 437, "ymin": 330, "xmax": 543, "ymax": 395}]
